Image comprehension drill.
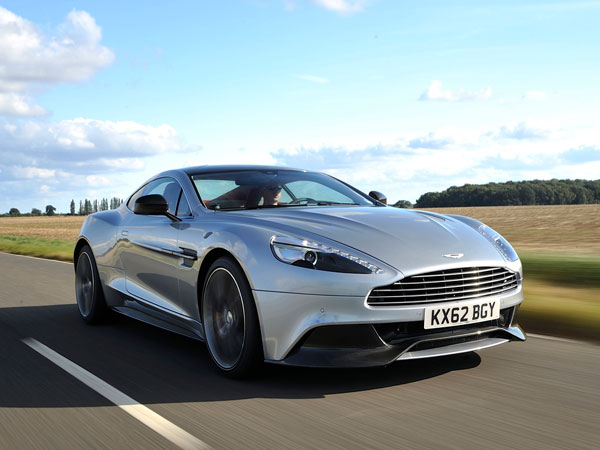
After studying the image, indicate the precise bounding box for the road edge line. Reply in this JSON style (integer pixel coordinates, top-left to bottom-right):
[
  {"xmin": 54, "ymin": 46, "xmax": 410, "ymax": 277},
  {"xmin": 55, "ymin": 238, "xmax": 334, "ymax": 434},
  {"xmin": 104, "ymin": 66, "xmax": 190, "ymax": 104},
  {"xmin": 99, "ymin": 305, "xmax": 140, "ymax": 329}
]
[
  {"xmin": 0, "ymin": 251, "xmax": 72, "ymax": 264},
  {"xmin": 22, "ymin": 337, "xmax": 211, "ymax": 450}
]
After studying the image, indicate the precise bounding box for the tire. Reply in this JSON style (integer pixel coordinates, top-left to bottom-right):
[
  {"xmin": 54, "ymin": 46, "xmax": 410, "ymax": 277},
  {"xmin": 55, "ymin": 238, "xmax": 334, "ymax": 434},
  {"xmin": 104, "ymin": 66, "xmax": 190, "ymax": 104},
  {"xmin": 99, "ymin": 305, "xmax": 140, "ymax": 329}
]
[
  {"xmin": 75, "ymin": 245, "xmax": 109, "ymax": 324},
  {"xmin": 202, "ymin": 256, "xmax": 263, "ymax": 378}
]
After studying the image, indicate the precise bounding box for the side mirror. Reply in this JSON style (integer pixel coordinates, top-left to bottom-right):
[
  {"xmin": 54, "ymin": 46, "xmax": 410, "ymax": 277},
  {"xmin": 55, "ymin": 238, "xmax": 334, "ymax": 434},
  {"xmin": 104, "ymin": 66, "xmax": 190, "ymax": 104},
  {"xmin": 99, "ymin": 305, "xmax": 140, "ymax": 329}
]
[
  {"xmin": 368, "ymin": 191, "xmax": 387, "ymax": 205},
  {"xmin": 133, "ymin": 194, "xmax": 180, "ymax": 221},
  {"xmin": 134, "ymin": 194, "xmax": 168, "ymax": 215}
]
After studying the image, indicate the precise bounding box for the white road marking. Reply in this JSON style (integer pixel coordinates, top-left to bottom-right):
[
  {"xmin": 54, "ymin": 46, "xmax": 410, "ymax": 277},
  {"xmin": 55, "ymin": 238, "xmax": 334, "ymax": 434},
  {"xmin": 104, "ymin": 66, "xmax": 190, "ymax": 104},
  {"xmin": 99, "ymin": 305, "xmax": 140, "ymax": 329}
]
[
  {"xmin": 528, "ymin": 333, "xmax": 588, "ymax": 344},
  {"xmin": 22, "ymin": 338, "xmax": 211, "ymax": 450},
  {"xmin": 0, "ymin": 251, "xmax": 72, "ymax": 264}
]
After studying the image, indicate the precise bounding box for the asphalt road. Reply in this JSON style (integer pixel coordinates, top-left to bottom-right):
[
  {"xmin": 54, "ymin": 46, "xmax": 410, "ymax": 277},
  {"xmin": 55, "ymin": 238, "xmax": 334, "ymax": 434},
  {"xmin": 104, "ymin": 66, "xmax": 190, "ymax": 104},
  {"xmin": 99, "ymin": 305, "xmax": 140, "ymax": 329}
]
[{"xmin": 0, "ymin": 252, "xmax": 598, "ymax": 450}]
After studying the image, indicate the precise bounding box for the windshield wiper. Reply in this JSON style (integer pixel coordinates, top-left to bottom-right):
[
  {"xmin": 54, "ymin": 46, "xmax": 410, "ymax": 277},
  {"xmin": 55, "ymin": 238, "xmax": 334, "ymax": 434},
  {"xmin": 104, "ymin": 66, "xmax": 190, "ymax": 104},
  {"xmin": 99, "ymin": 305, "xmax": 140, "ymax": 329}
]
[
  {"xmin": 217, "ymin": 202, "xmax": 360, "ymax": 211},
  {"xmin": 236, "ymin": 204, "xmax": 303, "ymax": 211},
  {"xmin": 285, "ymin": 201, "xmax": 359, "ymax": 206},
  {"xmin": 314, "ymin": 201, "xmax": 359, "ymax": 206}
]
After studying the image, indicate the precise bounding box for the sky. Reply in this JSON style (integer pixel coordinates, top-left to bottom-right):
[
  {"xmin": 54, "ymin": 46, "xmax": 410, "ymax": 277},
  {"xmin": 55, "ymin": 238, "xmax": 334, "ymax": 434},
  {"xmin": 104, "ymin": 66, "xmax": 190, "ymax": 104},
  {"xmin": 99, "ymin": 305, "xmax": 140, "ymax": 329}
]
[{"xmin": 0, "ymin": 0, "xmax": 599, "ymax": 213}]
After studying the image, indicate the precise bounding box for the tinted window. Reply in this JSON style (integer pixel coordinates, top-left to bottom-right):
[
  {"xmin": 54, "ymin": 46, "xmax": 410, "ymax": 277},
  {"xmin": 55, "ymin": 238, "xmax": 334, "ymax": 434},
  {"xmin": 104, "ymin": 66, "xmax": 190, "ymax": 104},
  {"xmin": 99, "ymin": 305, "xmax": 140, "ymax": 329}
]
[
  {"xmin": 190, "ymin": 170, "xmax": 375, "ymax": 210},
  {"xmin": 177, "ymin": 191, "xmax": 191, "ymax": 216}
]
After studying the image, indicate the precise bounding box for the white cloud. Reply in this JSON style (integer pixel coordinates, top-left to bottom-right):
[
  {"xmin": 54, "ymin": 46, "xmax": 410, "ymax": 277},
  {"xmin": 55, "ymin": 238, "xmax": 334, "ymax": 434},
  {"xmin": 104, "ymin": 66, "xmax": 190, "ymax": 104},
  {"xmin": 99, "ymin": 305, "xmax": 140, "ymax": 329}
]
[
  {"xmin": 295, "ymin": 74, "xmax": 329, "ymax": 84},
  {"xmin": 494, "ymin": 121, "xmax": 551, "ymax": 140},
  {"xmin": 0, "ymin": 92, "xmax": 46, "ymax": 116},
  {"xmin": 100, "ymin": 157, "xmax": 145, "ymax": 170},
  {"xmin": 1, "ymin": 118, "xmax": 187, "ymax": 161},
  {"xmin": 86, "ymin": 175, "xmax": 111, "ymax": 187},
  {"xmin": 0, "ymin": 118, "xmax": 196, "ymax": 202},
  {"xmin": 310, "ymin": 0, "xmax": 369, "ymax": 14},
  {"xmin": 0, "ymin": 117, "xmax": 199, "ymax": 212},
  {"xmin": 523, "ymin": 90, "xmax": 548, "ymax": 100},
  {"xmin": 12, "ymin": 167, "xmax": 56, "ymax": 179},
  {"xmin": 0, "ymin": 7, "xmax": 114, "ymax": 116},
  {"xmin": 419, "ymin": 80, "xmax": 492, "ymax": 102},
  {"xmin": 408, "ymin": 131, "xmax": 454, "ymax": 149}
]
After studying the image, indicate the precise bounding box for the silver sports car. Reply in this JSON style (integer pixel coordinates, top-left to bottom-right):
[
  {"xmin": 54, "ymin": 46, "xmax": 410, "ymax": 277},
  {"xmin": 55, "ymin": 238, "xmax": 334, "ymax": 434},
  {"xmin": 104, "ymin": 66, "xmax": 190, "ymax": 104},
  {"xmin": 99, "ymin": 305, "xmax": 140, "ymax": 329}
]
[{"xmin": 75, "ymin": 166, "xmax": 525, "ymax": 377}]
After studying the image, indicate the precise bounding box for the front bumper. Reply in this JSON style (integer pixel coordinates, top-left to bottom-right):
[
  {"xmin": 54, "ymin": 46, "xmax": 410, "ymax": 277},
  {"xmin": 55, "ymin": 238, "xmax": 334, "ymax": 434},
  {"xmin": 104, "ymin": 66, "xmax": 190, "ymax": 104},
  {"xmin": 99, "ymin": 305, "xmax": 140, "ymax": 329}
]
[{"xmin": 253, "ymin": 286, "xmax": 525, "ymax": 367}]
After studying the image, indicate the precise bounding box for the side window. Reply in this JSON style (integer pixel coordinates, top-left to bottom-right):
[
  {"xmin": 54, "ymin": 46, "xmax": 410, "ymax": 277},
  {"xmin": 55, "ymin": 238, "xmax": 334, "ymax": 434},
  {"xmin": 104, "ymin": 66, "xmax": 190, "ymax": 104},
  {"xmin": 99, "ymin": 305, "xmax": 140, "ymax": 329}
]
[
  {"xmin": 177, "ymin": 191, "xmax": 192, "ymax": 217},
  {"xmin": 127, "ymin": 185, "xmax": 146, "ymax": 210},
  {"xmin": 141, "ymin": 177, "xmax": 182, "ymax": 215}
]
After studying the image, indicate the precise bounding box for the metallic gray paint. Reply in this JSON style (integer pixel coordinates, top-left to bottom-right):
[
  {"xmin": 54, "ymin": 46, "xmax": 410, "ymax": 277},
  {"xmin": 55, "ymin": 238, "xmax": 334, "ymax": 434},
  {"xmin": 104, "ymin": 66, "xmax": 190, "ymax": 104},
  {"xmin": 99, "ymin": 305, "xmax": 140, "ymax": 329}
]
[{"xmin": 77, "ymin": 166, "xmax": 525, "ymax": 366}]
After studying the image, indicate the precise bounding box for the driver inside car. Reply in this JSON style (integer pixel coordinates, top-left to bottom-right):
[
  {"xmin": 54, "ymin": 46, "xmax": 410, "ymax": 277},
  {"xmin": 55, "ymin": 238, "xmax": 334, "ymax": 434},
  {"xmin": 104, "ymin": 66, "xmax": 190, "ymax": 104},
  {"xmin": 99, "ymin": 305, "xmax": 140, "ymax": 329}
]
[{"xmin": 260, "ymin": 185, "xmax": 282, "ymax": 206}]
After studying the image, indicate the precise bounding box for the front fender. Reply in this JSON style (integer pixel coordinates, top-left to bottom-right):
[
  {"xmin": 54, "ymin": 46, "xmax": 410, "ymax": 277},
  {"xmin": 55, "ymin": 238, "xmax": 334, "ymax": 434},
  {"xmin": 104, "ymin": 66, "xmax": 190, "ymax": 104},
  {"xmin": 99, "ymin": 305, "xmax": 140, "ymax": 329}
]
[{"xmin": 78, "ymin": 209, "xmax": 123, "ymax": 268}]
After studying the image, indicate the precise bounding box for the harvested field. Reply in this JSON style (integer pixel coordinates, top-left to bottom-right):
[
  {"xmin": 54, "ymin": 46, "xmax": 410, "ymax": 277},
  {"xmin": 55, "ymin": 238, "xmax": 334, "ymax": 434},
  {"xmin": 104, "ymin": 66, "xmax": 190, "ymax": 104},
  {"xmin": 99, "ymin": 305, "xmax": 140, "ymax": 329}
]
[
  {"xmin": 425, "ymin": 204, "xmax": 600, "ymax": 255},
  {"xmin": 0, "ymin": 215, "xmax": 84, "ymax": 241}
]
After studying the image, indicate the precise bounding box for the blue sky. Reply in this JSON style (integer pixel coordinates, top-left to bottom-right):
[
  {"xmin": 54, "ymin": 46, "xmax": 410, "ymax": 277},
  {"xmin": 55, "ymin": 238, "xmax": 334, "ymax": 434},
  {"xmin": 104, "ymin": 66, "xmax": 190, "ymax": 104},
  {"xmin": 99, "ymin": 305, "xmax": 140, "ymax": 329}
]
[{"xmin": 0, "ymin": 0, "xmax": 599, "ymax": 212}]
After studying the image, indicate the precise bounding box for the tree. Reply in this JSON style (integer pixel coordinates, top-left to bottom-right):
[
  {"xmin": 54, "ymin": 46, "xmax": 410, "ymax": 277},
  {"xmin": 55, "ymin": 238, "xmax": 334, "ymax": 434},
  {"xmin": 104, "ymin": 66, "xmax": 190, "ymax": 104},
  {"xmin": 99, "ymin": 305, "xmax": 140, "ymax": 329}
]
[
  {"xmin": 415, "ymin": 179, "xmax": 600, "ymax": 207},
  {"xmin": 79, "ymin": 200, "xmax": 84, "ymax": 215},
  {"xmin": 93, "ymin": 199, "xmax": 98, "ymax": 213},
  {"xmin": 70, "ymin": 199, "xmax": 76, "ymax": 215},
  {"xmin": 110, "ymin": 197, "xmax": 122, "ymax": 209},
  {"xmin": 45, "ymin": 205, "xmax": 56, "ymax": 216},
  {"xmin": 517, "ymin": 185, "xmax": 535, "ymax": 205},
  {"xmin": 393, "ymin": 200, "xmax": 413, "ymax": 208},
  {"xmin": 31, "ymin": 208, "xmax": 42, "ymax": 216},
  {"xmin": 9, "ymin": 208, "xmax": 20, "ymax": 216}
]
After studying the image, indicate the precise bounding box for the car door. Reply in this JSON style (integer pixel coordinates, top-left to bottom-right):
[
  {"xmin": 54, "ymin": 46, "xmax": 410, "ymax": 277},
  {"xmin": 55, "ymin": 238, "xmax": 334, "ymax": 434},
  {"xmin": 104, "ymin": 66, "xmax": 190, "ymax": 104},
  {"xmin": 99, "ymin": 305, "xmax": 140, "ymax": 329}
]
[
  {"xmin": 119, "ymin": 177, "xmax": 186, "ymax": 315},
  {"xmin": 171, "ymin": 187, "xmax": 204, "ymax": 320}
]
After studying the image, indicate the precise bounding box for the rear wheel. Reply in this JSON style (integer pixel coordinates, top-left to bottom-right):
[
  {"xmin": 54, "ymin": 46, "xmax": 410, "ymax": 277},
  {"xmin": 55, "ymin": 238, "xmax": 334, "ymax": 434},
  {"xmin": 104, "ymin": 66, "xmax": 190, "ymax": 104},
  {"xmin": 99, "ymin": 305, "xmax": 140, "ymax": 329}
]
[
  {"xmin": 202, "ymin": 256, "xmax": 263, "ymax": 377},
  {"xmin": 75, "ymin": 245, "xmax": 108, "ymax": 324}
]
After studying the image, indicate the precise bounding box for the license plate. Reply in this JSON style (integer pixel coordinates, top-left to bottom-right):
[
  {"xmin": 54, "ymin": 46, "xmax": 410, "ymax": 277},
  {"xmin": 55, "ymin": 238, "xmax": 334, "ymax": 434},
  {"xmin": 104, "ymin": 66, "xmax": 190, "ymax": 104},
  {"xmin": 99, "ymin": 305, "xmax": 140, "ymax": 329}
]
[{"xmin": 424, "ymin": 299, "xmax": 500, "ymax": 330}]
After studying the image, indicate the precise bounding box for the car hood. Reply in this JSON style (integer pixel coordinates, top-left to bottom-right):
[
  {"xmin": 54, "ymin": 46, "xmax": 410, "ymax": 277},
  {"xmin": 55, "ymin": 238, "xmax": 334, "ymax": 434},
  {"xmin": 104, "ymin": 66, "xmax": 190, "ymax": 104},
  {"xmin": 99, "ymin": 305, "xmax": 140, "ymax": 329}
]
[{"xmin": 232, "ymin": 206, "xmax": 506, "ymax": 275}]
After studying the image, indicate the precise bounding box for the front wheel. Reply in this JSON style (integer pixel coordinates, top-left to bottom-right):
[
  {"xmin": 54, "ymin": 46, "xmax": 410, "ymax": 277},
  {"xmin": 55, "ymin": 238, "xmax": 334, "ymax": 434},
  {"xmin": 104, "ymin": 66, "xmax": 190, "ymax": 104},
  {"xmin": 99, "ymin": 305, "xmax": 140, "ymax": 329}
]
[
  {"xmin": 75, "ymin": 245, "xmax": 109, "ymax": 324},
  {"xmin": 202, "ymin": 257, "xmax": 263, "ymax": 377}
]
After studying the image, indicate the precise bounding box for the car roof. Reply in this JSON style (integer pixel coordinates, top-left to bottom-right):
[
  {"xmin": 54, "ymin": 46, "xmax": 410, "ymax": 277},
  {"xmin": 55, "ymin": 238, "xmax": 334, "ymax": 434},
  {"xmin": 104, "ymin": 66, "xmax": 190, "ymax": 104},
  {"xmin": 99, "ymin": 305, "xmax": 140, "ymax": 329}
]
[{"xmin": 180, "ymin": 165, "xmax": 308, "ymax": 175}]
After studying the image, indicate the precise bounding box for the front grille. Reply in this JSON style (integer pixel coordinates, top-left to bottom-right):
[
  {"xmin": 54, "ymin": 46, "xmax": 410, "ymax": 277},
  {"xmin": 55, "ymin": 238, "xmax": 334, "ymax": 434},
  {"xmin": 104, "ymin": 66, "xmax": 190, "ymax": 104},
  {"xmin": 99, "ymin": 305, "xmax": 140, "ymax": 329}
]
[{"xmin": 368, "ymin": 266, "xmax": 519, "ymax": 306}]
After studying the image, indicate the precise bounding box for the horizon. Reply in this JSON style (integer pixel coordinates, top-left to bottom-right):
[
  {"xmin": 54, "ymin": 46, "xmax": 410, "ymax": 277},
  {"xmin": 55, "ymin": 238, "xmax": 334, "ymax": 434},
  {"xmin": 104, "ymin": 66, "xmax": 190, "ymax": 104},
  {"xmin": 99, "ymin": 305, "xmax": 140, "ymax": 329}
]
[
  {"xmin": 4, "ymin": 176, "xmax": 599, "ymax": 215},
  {"xmin": 1, "ymin": 0, "xmax": 599, "ymax": 212}
]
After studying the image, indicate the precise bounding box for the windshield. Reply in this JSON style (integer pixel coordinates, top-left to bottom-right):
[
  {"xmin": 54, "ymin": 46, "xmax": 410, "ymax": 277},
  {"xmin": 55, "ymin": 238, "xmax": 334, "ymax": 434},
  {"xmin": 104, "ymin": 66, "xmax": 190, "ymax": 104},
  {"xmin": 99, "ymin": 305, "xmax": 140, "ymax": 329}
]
[{"xmin": 191, "ymin": 170, "xmax": 377, "ymax": 211}]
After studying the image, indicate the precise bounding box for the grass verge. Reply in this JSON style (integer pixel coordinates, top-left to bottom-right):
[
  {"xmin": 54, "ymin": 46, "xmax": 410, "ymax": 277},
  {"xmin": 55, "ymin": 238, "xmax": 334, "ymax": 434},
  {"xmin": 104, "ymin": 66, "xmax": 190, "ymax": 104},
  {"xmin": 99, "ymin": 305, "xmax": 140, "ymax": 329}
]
[
  {"xmin": 520, "ymin": 252, "xmax": 600, "ymax": 288},
  {"xmin": 0, "ymin": 234, "xmax": 74, "ymax": 262},
  {"xmin": 519, "ymin": 280, "xmax": 600, "ymax": 343}
]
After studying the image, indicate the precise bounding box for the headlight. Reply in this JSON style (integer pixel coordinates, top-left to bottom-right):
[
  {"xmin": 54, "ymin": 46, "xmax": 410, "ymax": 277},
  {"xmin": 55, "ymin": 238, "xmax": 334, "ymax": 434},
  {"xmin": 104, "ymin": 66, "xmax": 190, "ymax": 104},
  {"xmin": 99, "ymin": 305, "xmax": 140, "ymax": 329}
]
[
  {"xmin": 478, "ymin": 224, "xmax": 519, "ymax": 262},
  {"xmin": 270, "ymin": 236, "xmax": 383, "ymax": 274}
]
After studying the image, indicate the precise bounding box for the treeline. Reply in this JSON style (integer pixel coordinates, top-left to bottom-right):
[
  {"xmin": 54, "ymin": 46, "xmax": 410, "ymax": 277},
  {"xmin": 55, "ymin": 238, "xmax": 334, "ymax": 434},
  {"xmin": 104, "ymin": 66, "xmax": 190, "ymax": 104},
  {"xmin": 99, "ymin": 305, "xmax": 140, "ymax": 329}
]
[
  {"xmin": 70, "ymin": 197, "xmax": 123, "ymax": 215},
  {"xmin": 2, "ymin": 197, "xmax": 123, "ymax": 217},
  {"xmin": 1, "ymin": 205, "xmax": 57, "ymax": 217},
  {"xmin": 415, "ymin": 179, "xmax": 600, "ymax": 207}
]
